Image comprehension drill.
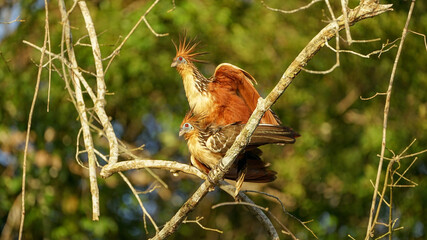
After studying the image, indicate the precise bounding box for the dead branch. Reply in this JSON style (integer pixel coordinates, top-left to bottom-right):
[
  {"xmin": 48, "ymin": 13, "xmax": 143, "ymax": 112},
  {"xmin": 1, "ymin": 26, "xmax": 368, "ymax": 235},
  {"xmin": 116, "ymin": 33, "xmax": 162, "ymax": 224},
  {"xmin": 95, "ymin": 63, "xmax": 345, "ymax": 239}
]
[
  {"xmin": 212, "ymin": 201, "xmax": 298, "ymax": 240},
  {"xmin": 150, "ymin": 2, "xmax": 392, "ymax": 239},
  {"xmin": 219, "ymin": 183, "xmax": 279, "ymax": 239},
  {"xmin": 58, "ymin": 0, "xmax": 100, "ymax": 221},
  {"xmin": 260, "ymin": 0, "xmax": 322, "ymax": 14},
  {"xmin": 365, "ymin": 1, "xmax": 415, "ymax": 238},
  {"xmin": 143, "ymin": 0, "xmax": 169, "ymax": 37},
  {"xmin": 341, "ymin": 0, "xmax": 352, "ymax": 44},
  {"xmin": 119, "ymin": 172, "xmax": 160, "ymax": 233},
  {"xmin": 302, "ymin": 0, "xmax": 341, "ymax": 74},
  {"xmin": 408, "ymin": 30, "xmax": 427, "ymax": 51},
  {"xmin": 0, "ymin": 15, "xmax": 25, "ymax": 24},
  {"xmin": 243, "ymin": 190, "xmax": 318, "ymax": 239},
  {"xmin": 18, "ymin": 1, "xmax": 50, "ymax": 238},
  {"xmin": 183, "ymin": 217, "xmax": 223, "ymax": 234},
  {"xmin": 78, "ymin": 1, "xmax": 120, "ymax": 169},
  {"xmin": 104, "ymin": 0, "xmax": 168, "ymax": 73},
  {"xmin": 100, "ymin": 159, "xmax": 206, "ymax": 180}
]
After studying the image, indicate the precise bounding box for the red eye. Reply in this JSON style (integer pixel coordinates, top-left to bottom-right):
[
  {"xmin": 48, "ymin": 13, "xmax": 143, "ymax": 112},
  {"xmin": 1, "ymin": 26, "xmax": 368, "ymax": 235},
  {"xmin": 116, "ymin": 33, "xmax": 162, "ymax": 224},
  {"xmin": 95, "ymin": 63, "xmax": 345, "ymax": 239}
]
[
  {"xmin": 178, "ymin": 57, "xmax": 183, "ymax": 61},
  {"xmin": 184, "ymin": 123, "xmax": 189, "ymax": 127}
]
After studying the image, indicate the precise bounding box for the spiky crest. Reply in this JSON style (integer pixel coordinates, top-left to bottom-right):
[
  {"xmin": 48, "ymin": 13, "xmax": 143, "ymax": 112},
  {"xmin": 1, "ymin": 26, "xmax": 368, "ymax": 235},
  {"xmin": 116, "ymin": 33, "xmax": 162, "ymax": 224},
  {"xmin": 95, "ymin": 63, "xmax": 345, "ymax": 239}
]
[{"xmin": 173, "ymin": 35, "xmax": 207, "ymax": 63}]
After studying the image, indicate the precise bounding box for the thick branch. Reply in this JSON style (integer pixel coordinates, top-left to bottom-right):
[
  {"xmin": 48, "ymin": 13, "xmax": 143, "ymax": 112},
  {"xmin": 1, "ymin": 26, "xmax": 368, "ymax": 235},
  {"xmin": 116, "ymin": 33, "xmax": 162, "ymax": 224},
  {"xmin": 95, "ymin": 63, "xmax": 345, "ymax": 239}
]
[
  {"xmin": 152, "ymin": 2, "xmax": 393, "ymax": 239},
  {"xmin": 58, "ymin": 0, "xmax": 100, "ymax": 221},
  {"xmin": 100, "ymin": 160, "xmax": 207, "ymax": 180},
  {"xmin": 78, "ymin": 1, "xmax": 119, "ymax": 167}
]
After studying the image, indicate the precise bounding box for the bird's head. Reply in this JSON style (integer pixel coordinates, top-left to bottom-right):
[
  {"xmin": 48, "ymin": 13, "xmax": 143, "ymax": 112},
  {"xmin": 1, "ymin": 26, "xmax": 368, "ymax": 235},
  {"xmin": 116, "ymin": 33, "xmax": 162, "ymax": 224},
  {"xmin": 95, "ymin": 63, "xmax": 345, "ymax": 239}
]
[
  {"xmin": 179, "ymin": 122, "xmax": 195, "ymax": 138},
  {"xmin": 171, "ymin": 36, "xmax": 206, "ymax": 71}
]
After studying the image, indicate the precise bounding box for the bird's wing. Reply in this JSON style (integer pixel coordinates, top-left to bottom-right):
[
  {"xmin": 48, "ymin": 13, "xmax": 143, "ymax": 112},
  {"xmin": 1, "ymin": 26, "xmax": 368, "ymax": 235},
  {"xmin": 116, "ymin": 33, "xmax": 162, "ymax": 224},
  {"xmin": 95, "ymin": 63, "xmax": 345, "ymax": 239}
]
[
  {"xmin": 204, "ymin": 126, "xmax": 233, "ymax": 154},
  {"xmin": 213, "ymin": 63, "xmax": 281, "ymax": 125},
  {"xmin": 204, "ymin": 123, "xmax": 298, "ymax": 154},
  {"xmin": 248, "ymin": 124, "xmax": 299, "ymax": 145}
]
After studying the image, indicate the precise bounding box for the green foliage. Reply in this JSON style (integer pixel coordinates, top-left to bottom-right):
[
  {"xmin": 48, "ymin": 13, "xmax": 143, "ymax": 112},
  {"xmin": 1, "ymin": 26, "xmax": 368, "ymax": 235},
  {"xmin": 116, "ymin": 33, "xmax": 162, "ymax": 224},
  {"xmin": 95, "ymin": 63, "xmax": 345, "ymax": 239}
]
[{"xmin": 0, "ymin": 0, "xmax": 426, "ymax": 239}]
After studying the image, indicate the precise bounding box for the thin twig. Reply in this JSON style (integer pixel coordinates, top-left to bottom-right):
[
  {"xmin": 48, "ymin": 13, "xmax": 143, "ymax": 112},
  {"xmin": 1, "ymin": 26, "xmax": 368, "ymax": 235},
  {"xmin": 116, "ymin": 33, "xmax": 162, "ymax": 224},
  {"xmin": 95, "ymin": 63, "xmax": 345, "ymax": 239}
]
[
  {"xmin": 212, "ymin": 201, "xmax": 269, "ymax": 211},
  {"xmin": 79, "ymin": 115, "xmax": 168, "ymax": 188},
  {"xmin": 219, "ymin": 183, "xmax": 279, "ymax": 239},
  {"xmin": 360, "ymin": 92, "xmax": 387, "ymax": 100},
  {"xmin": 92, "ymin": 150, "xmax": 159, "ymax": 233},
  {"xmin": 142, "ymin": 0, "xmax": 169, "ymax": 37},
  {"xmin": 167, "ymin": 0, "xmax": 176, "ymax": 12},
  {"xmin": 183, "ymin": 217, "xmax": 223, "ymax": 234},
  {"xmin": 324, "ymin": 39, "xmax": 397, "ymax": 59},
  {"xmin": 243, "ymin": 190, "xmax": 318, "ymax": 239},
  {"xmin": 18, "ymin": 7, "xmax": 49, "ymax": 240},
  {"xmin": 0, "ymin": 15, "xmax": 25, "ymax": 24},
  {"xmin": 408, "ymin": 30, "xmax": 427, "ymax": 51},
  {"xmin": 119, "ymin": 172, "xmax": 160, "ymax": 234},
  {"xmin": 212, "ymin": 201, "xmax": 298, "ymax": 240},
  {"xmin": 22, "ymin": 40, "xmax": 99, "ymax": 101},
  {"xmin": 260, "ymin": 0, "xmax": 322, "ymax": 14},
  {"xmin": 44, "ymin": 1, "xmax": 52, "ymax": 112},
  {"xmin": 365, "ymin": 1, "xmax": 416, "ymax": 238},
  {"xmin": 302, "ymin": 0, "xmax": 340, "ymax": 74},
  {"xmin": 104, "ymin": 0, "xmax": 168, "ymax": 74}
]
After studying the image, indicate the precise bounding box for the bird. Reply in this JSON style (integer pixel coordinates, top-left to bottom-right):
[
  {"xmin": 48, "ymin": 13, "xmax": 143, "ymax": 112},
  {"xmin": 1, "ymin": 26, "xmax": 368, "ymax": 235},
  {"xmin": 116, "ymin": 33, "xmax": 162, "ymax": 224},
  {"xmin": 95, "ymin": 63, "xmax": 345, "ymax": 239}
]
[
  {"xmin": 179, "ymin": 111, "xmax": 299, "ymax": 194},
  {"xmin": 171, "ymin": 37, "xmax": 281, "ymax": 126}
]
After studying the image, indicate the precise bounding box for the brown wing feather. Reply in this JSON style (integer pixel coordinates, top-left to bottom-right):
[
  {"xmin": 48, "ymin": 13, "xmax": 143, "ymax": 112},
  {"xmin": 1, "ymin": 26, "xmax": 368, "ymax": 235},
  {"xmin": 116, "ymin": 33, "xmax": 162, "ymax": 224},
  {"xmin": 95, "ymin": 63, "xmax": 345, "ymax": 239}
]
[
  {"xmin": 224, "ymin": 149, "xmax": 276, "ymax": 183},
  {"xmin": 206, "ymin": 123, "xmax": 299, "ymax": 154},
  {"xmin": 213, "ymin": 63, "xmax": 280, "ymax": 125},
  {"xmin": 248, "ymin": 124, "xmax": 300, "ymax": 145}
]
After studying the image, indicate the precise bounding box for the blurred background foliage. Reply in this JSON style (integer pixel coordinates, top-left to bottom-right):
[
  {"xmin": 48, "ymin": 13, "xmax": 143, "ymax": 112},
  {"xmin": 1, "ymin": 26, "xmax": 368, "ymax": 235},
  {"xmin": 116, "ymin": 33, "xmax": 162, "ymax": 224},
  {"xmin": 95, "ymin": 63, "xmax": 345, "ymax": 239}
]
[{"xmin": 0, "ymin": 0, "xmax": 426, "ymax": 239}]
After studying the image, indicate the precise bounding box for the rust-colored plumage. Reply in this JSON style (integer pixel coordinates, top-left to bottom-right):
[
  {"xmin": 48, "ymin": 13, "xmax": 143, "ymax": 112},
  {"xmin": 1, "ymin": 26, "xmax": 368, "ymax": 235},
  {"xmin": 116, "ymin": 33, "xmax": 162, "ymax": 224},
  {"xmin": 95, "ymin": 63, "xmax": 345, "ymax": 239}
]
[{"xmin": 171, "ymin": 37, "xmax": 281, "ymax": 126}]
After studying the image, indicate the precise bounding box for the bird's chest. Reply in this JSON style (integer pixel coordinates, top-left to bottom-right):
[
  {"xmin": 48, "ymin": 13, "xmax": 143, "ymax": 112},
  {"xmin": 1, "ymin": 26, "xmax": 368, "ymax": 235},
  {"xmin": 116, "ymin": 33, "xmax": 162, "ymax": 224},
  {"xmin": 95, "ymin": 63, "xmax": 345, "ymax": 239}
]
[{"xmin": 182, "ymin": 74, "xmax": 213, "ymax": 115}]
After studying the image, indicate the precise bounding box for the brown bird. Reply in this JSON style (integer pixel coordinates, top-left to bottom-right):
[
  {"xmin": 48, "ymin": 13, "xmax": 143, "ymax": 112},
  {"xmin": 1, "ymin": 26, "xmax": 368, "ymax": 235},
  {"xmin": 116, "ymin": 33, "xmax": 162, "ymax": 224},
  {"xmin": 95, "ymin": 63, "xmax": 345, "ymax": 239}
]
[
  {"xmin": 179, "ymin": 112, "xmax": 299, "ymax": 194},
  {"xmin": 171, "ymin": 37, "xmax": 281, "ymax": 126}
]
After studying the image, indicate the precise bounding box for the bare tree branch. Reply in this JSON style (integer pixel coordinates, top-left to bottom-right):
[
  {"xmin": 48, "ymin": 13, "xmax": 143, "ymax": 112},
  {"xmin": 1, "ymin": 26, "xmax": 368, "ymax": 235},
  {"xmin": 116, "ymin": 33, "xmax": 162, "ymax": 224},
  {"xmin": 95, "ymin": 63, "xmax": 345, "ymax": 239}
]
[
  {"xmin": 219, "ymin": 183, "xmax": 280, "ymax": 239},
  {"xmin": 100, "ymin": 159, "xmax": 207, "ymax": 180},
  {"xmin": 408, "ymin": 30, "xmax": 427, "ymax": 51},
  {"xmin": 341, "ymin": 0, "xmax": 352, "ymax": 44},
  {"xmin": 260, "ymin": 0, "xmax": 322, "ymax": 14},
  {"xmin": 78, "ymin": 1, "xmax": 120, "ymax": 170},
  {"xmin": 0, "ymin": 15, "xmax": 25, "ymax": 24},
  {"xmin": 365, "ymin": 1, "xmax": 416, "ymax": 238},
  {"xmin": 143, "ymin": 0, "xmax": 169, "ymax": 37},
  {"xmin": 183, "ymin": 217, "xmax": 223, "ymax": 234},
  {"xmin": 18, "ymin": 1, "xmax": 50, "ymax": 238},
  {"xmin": 58, "ymin": 0, "xmax": 100, "ymax": 221},
  {"xmin": 104, "ymin": 0, "xmax": 168, "ymax": 73}
]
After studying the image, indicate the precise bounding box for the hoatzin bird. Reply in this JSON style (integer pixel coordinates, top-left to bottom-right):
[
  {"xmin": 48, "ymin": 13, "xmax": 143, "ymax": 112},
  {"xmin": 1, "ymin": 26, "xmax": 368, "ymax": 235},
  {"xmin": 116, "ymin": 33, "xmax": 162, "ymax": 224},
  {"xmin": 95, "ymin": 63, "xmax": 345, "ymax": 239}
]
[
  {"xmin": 179, "ymin": 111, "xmax": 299, "ymax": 194},
  {"xmin": 171, "ymin": 37, "xmax": 281, "ymax": 126}
]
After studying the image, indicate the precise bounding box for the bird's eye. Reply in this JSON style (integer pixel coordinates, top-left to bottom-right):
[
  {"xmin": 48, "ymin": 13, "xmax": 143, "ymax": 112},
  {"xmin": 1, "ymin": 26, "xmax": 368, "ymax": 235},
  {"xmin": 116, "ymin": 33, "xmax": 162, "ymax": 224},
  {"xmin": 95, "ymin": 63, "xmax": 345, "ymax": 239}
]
[
  {"xmin": 178, "ymin": 56, "xmax": 183, "ymax": 61},
  {"xmin": 184, "ymin": 123, "xmax": 189, "ymax": 127}
]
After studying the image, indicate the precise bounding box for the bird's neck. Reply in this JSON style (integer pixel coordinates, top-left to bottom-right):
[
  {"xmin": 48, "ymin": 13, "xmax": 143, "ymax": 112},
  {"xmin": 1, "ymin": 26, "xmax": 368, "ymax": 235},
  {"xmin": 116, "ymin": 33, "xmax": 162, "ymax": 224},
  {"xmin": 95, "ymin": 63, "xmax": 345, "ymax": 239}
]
[{"xmin": 179, "ymin": 65, "xmax": 212, "ymax": 115}]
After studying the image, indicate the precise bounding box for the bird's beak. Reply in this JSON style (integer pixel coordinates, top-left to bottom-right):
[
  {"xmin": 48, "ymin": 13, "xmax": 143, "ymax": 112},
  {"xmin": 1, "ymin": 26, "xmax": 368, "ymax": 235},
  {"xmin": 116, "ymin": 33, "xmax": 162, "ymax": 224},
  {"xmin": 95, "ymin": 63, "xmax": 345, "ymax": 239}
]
[
  {"xmin": 179, "ymin": 129, "xmax": 184, "ymax": 137},
  {"xmin": 171, "ymin": 60, "xmax": 177, "ymax": 68}
]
